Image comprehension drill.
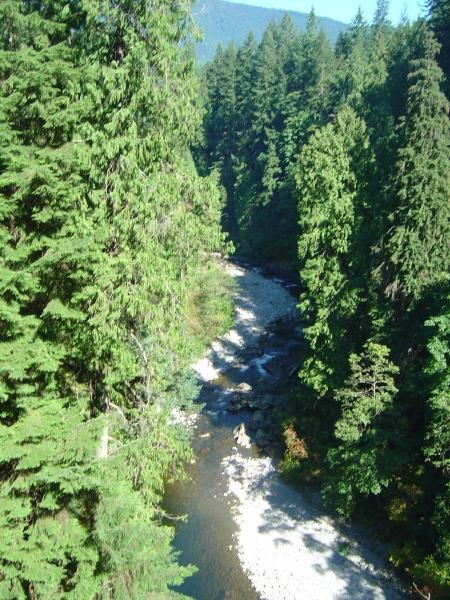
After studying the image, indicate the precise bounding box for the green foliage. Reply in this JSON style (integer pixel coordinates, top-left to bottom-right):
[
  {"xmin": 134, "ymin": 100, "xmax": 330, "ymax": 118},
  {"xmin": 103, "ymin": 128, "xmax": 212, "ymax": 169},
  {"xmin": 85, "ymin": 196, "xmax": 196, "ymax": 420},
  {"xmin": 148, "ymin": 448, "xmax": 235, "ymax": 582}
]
[
  {"xmin": 385, "ymin": 29, "xmax": 450, "ymax": 302},
  {"xmin": 200, "ymin": 13, "xmax": 335, "ymax": 265},
  {"xmin": 428, "ymin": 0, "xmax": 450, "ymax": 83},
  {"xmin": 194, "ymin": 0, "xmax": 346, "ymax": 63},
  {"xmin": 95, "ymin": 407, "xmax": 196, "ymax": 599},
  {"xmin": 424, "ymin": 297, "xmax": 450, "ymax": 474},
  {"xmin": 0, "ymin": 0, "xmax": 227, "ymax": 597},
  {"xmin": 413, "ymin": 297, "xmax": 450, "ymax": 591},
  {"xmin": 334, "ymin": 343, "xmax": 398, "ymax": 443},
  {"xmin": 295, "ymin": 107, "xmax": 370, "ymax": 398},
  {"xmin": 202, "ymin": 8, "xmax": 450, "ymax": 594},
  {"xmin": 414, "ymin": 484, "xmax": 450, "ymax": 591},
  {"xmin": 323, "ymin": 343, "xmax": 399, "ymax": 516},
  {"xmin": 0, "ymin": 3, "xmax": 103, "ymax": 594},
  {"xmin": 186, "ymin": 264, "xmax": 236, "ymax": 351}
]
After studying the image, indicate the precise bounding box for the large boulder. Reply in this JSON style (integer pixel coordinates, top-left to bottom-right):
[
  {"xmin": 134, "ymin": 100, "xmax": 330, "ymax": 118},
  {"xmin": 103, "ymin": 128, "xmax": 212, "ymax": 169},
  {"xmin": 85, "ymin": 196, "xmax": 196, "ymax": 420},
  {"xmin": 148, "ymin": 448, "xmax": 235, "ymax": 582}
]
[
  {"xmin": 236, "ymin": 382, "xmax": 252, "ymax": 394},
  {"xmin": 233, "ymin": 423, "xmax": 252, "ymax": 448}
]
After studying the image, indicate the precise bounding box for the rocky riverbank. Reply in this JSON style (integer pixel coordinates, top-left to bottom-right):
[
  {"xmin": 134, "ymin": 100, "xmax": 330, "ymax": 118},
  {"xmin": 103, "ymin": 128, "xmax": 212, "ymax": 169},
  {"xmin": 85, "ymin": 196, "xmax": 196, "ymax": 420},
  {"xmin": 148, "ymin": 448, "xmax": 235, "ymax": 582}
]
[{"xmin": 169, "ymin": 260, "xmax": 407, "ymax": 600}]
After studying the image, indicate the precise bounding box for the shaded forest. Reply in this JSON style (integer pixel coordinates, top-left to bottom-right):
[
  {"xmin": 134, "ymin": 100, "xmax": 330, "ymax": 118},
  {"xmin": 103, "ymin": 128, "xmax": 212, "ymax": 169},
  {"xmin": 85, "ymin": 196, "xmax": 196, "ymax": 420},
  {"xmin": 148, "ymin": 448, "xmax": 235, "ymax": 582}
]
[
  {"xmin": 197, "ymin": 0, "xmax": 449, "ymax": 595},
  {"xmin": 0, "ymin": 0, "xmax": 449, "ymax": 598}
]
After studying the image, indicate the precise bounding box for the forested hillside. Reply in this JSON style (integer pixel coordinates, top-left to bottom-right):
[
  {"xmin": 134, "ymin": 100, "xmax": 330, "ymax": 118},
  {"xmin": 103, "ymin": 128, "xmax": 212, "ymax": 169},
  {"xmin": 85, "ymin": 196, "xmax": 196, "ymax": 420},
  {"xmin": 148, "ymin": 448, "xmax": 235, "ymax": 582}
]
[
  {"xmin": 194, "ymin": 0, "xmax": 346, "ymax": 62},
  {"xmin": 1, "ymin": 0, "xmax": 449, "ymax": 597},
  {"xmin": 198, "ymin": 1, "xmax": 450, "ymax": 596},
  {"xmin": 0, "ymin": 0, "xmax": 232, "ymax": 597}
]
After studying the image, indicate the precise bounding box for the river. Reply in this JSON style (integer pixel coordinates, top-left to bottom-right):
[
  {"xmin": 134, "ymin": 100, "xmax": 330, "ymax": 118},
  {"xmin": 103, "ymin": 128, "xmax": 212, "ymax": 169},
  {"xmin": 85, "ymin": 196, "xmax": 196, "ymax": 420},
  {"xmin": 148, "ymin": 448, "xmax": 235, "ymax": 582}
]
[{"xmin": 165, "ymin": 261, "xmax": 406, "ymax": 600}]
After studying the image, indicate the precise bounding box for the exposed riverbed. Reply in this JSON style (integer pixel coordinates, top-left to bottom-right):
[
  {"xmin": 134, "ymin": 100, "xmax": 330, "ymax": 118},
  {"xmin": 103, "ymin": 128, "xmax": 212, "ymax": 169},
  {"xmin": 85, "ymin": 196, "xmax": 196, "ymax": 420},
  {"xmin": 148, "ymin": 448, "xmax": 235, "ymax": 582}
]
[{"xmin": 165, "ymin": 261, "xmax": 406, "ymax": 600}]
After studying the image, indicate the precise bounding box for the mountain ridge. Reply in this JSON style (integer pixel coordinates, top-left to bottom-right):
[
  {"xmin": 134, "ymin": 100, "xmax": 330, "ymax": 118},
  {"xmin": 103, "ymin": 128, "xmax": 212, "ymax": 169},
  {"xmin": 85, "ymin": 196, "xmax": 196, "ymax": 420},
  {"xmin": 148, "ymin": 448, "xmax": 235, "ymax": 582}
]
[{"xmin": 193, "ymin": 0, "xmax": 348, "ymax": 62}]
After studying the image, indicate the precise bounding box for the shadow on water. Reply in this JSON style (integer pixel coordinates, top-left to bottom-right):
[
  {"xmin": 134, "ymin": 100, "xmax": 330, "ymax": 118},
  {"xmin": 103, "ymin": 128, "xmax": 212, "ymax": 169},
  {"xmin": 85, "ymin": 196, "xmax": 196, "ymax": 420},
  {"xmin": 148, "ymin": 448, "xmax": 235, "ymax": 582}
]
[
  {"xmin": 164, "ymin": 264, "xmax": 301, "ymax": 599},
  {"xmin": 164, "ymin": 382, "xmax": 260, "ymax": 600},
  {"xmin": 164, "ymin": 263, "xmax": 404, "ymax": 600}
]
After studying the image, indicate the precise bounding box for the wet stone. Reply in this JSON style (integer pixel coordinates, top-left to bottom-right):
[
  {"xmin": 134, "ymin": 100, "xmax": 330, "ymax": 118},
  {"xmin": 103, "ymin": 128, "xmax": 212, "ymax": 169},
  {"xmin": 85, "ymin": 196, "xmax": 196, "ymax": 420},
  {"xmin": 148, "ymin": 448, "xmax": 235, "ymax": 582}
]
[
  {"xmin": 233, "ymin": 423, "xmax": 252, "ymax": 448},
  {"xmin": 236, "ymin": 382, "xmax": 252, "ymax": 394},
  {"xmin": 253, "ymin": 410, "xmax": 266, "ymax": 424}
]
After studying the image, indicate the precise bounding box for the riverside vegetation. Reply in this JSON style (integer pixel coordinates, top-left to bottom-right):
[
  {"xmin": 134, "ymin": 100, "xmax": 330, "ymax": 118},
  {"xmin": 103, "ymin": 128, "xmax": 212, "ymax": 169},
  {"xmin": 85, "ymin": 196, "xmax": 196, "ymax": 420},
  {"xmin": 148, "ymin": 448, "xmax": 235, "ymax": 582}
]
[
  {"xmin": 198, "ymin": 0, "xmax": 449, "ymax": 597},
  {"xmin": 0, "ymin": 0, "xmax": 449, "ymax": 599},
  {"xmin": 0, "ymin": 1, "xmax": 233, "ymax": 597}
]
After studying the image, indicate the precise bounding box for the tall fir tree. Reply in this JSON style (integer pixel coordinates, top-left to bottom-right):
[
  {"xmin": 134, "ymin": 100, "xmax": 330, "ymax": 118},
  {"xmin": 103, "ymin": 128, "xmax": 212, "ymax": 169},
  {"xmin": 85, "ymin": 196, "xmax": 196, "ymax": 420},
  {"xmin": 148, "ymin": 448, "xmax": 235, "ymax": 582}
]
[
  {"xmin": 233, "ymin": 24, "xmax": 286, "ymax": 257},
  {"xmin": 334, "ymin": 9, "xmax": 373, "ymax": 112},
  {"xmin": 418, "ymin": 296, "xmax": 450, "ymax": 591},
  {"xmin": 0, "ymin": 2, "xmax": 106, "ymax": 595},
  {"xmin": 295, "ymin": 107, "xmax": 370, "ymax": 400},
  {"xmin": 384, "ymin": 27, "xmax": 450, "ymax": 303},
  {"xmin": 324, "ymin": 342, "xmax": 400, "ymax": 516},
  {"xmin": 199, "ymin": 12, "xmax": 450, "ymax": 594},
  {"xmin": 428, "ymin": 0, "xmax": 450, "ymax": 85}
]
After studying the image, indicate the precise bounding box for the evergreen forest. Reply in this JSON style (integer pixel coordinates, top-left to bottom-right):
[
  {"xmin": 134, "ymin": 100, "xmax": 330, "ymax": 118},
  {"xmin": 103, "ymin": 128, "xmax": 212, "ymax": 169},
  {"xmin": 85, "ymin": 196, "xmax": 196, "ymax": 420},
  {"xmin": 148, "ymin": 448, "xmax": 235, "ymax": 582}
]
[
  {"xmin": 194, "ymin": 0, "xmax": 346, "ymax": 62},
  {"xmin": 198, "ymin": 0, "xmax": 449, "ymax": 596},
  {"xmin": 0, "ymin": 1, "xmax": 232, "ymax": 597},
  {"xmin": 0, "ymin": 0, "xmax": 449, "ymax": 598}
]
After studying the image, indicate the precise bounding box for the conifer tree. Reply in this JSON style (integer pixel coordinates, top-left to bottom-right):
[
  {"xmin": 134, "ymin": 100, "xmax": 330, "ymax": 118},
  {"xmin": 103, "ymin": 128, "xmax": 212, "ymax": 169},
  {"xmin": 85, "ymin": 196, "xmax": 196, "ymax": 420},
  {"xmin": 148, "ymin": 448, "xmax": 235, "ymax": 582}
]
[
  {"xmin": 204, "ymin": 44, "xmax": 238, "ymax": 172},
  {"xmin": 0, "ymin": 1, "xmax": 105, "ymax": 595},
  {"xmin": 385, "ymin": 28, "xmax": 450, "ymax": 303},
  {"xmin": 295, "ymin": 107, "xmax": 370, "ymax": 398},
  {"xmin": 424, "ymin": 301, "xmax": 450, "ymax": 477},
  {"xmin": 199, "ymin": 9, "xmax": 450, "ymax": 594},
  {"xmin": 428, "ymin": 0, "xmax": 450, "ymax": 83},
  {"xmin": 77, "ymin": 0, "xmax": 225, "ymax": 591},
  {"xmin": 374, "ymin": 0, "xmax": 391, "ymax": 29},
  {"xmin": 201, "ymin": 43, "xmax": 239, "ymax": 238},
  {"xmin": 298, "ymin": 11, "xmax": 334, "ymax": 124},
  {"xmin": 235, "ymin": 32, "xmax": 258, "ymax": 143},
  {"xmin": 282, "ymin": 10, "xmax": 334, "ymax": 160},
  {"xmin": 250, "ymin": 25, "xmax": 286, "ymax": 156},
  {"xmin": 0, "ymin": 0, "xmax": 224, "ymax": 596},
  {"xmin": 335, "ymin": 9, "xmax": 373, "ymax": 112},
  {"xmin": 232, "ymin": 25, "xmax": 286, "ymax": 256},
  {"xmin": 230, "ymin": 33, "xmax": 258, "ymax": 238},
  {"xmin": 416, "ymin": 297, "xmax": 450, "ymax": 589},
  {"xmin": 273, "ymin": 14, "xmax": 299, "ymax": 70},
  {"xmin": 324, "ymin": 342, "xmax": 399, "ymax": 516}
]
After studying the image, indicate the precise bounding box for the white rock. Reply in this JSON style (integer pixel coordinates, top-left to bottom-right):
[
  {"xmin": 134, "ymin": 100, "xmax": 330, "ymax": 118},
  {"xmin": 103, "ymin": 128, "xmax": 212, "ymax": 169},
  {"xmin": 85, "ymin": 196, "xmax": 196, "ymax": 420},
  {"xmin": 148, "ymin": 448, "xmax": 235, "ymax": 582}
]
[
  {"xmin": 232, "ymin": 423, "xmax": 252, "ymax": 448},
  {"xmin": 222, "ymin": 452, "xmax": 405, "ymax": 600}
]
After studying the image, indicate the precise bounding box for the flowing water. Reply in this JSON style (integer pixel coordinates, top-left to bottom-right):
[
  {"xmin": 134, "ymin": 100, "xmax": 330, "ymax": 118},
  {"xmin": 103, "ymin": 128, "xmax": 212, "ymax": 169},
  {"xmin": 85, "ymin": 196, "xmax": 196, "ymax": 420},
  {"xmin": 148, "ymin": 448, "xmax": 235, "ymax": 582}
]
[
  {"xmin": 164, "ymin": 261, "xmax": 406, "ymax": 600},
  {"xmin": 165, "ymin": 343, "xmax": 299, "ymax": 599},
  {"xmin": 165, "ymin": 387, "xmax": 260, "ymax": 599}
]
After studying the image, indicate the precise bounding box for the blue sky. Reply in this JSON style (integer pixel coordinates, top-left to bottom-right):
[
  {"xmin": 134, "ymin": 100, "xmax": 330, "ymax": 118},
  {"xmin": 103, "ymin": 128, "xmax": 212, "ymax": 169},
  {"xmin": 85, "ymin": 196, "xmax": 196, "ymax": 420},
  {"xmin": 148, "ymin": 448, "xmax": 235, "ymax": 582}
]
[{"xmin": 224, "ymin": 0, "xmax": 426, "ymax": 24}]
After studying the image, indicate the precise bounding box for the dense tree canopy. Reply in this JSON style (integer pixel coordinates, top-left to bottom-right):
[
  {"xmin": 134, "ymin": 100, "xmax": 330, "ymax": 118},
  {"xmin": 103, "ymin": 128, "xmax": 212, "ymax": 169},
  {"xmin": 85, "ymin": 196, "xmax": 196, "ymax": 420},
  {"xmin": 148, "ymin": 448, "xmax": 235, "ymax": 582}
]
[
  {"xmin": 200, "ymin": 3, "xmax": 450, "ymax": 595},
  {"xmin": 0, "ymin": 0, "xmax": 229, "ymax": 597},
  {"xmin": 0, "ymin": 0, "xmax": 449, "ymax": 596},
  {"xmin": 428, "ymin": 0, "xmax": 450, "ymax": 83}
]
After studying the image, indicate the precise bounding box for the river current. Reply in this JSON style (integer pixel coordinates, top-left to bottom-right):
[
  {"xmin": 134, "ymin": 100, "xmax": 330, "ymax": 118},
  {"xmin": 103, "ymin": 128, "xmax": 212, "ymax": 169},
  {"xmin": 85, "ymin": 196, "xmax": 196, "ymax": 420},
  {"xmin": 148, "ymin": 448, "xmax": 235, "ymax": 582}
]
[{"xmin": 165, "ymin": 260, "xmax": 406, "ymax": 600}]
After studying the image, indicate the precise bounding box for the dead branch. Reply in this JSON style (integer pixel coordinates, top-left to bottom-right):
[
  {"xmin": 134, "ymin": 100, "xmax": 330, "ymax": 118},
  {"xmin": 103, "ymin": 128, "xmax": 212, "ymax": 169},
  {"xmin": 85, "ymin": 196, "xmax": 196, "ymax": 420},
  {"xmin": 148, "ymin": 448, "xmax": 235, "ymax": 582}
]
[
  {"xmin": 108, "ymin": 400, "xmax": 128, "ymax": 424},
  {"xmin": 413, "ymin": 582, "xmax": 431, "ymax": 600},
  {"xmin": 130, "ymin": 332, "xmax": 148, "ymax": 366}
]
